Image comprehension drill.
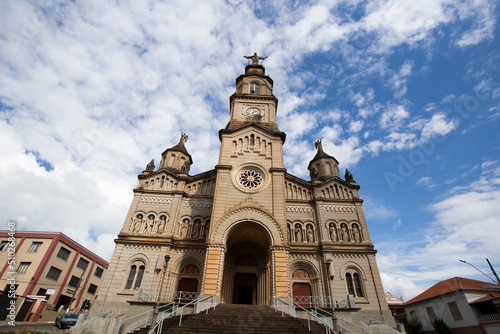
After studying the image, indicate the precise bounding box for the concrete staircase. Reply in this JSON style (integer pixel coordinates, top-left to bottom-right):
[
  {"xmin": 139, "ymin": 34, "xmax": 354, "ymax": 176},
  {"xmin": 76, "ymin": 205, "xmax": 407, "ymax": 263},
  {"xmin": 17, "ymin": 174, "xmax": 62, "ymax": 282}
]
[{"xmin": 130, "ymin": 303, "xmax": 329, "ymax": 334}]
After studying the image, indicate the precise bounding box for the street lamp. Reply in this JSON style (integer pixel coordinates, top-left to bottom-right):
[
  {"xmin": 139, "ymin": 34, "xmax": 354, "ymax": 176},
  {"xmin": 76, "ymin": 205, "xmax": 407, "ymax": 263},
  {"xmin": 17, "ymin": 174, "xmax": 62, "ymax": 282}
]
[
  {"xmin": 325, "ymin": 261, "xmax": 338, "ymax": 333},
  {"xmin": 151, "ymin": 255, "xmax": 170, "ymax": 327},
  {"xmin": 459, "ymin": 259, "xmax": 499, "ymax": 284}
]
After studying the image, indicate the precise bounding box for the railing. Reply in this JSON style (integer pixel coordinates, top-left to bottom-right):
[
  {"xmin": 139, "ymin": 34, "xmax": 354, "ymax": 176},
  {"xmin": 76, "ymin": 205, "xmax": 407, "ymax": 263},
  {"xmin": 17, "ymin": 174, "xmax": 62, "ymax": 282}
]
[
  {"xmin": 293, "ymin": 295, "xmax": 332, "ymax": 308},
  {"xmin": 477, "ymin": 313, "xmax": 500, "ymax": 323},
  {"xmin": 273, "ymin": 297, "xmax": 336, "ymax": 334},
  {"xmin": 147, "ymin": 294, "xmax": 217, "ymax": 334},
  {"xmin": 273, "ymin": 297, "xmax": 296, "ymax": 318},
  {"xmin": 134, "ymin": 289, "xmax": 199, "ymax": 303},
  {"xmin": 116, "ymin": 303, "xmax": 175, "ymax": 334}
]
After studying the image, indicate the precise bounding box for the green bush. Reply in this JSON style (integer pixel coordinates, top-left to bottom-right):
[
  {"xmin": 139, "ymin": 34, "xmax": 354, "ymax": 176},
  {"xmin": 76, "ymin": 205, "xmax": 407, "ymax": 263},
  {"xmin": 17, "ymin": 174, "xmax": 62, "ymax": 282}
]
[
  {"xmin": 406, "ymin": 318, "xmax": 424, "ymax": 334},
  {"xmin": 432, "ymin": 318, "xmax": 451, "ymax": 334}
]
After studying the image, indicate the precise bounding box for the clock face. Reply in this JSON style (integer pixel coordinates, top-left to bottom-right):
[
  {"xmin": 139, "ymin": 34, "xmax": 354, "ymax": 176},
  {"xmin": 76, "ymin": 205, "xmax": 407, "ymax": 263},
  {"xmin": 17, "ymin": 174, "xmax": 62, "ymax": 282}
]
[{"xmin": 246, "ymin": 108, "xmax": 261, "ymax": 117}]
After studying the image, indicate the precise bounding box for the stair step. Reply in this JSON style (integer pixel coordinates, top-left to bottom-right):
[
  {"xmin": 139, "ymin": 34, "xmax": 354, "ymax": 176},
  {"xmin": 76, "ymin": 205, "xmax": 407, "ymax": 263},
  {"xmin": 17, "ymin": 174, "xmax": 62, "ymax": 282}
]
[{"xmin": 129, "ymin": 304, "xmax": 329, "ymax": 334}]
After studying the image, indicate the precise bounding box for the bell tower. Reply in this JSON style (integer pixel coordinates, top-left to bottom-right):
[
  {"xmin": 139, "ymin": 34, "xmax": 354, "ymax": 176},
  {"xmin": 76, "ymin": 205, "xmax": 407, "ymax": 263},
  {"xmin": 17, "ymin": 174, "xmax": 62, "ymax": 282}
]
[
  {"xmin": 200, "ymin": 53, "xmax": 290, "ymax": 304},
  {"xmin": 227, "ymin": 53, "xmax": 280, "ymax": 128}
]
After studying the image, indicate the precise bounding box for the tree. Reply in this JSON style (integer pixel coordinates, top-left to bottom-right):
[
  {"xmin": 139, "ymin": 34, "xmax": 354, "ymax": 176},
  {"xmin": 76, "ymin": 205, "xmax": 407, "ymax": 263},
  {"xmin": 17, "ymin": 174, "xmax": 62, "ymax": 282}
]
[
  {"xmin": 432, "ymin": 318, "xmax": 451, "ymax": 334},
  {"xmin": 406, "ymin": 318, "xmax": 424, "ymax": 334}
]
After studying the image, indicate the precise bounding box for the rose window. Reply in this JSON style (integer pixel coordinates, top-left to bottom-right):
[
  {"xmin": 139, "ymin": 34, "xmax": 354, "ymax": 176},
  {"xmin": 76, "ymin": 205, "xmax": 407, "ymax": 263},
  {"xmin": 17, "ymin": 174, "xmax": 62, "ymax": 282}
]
[{"xmin": 238, "ymin": 169, "xmax": 263, "ymax": 189}]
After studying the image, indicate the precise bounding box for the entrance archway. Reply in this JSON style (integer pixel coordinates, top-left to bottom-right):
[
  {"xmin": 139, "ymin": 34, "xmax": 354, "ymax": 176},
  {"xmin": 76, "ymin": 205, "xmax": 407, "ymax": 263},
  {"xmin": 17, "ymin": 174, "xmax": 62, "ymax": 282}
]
[{"xmin": 222, "ymin": 222, "xmax": 271, "ymax": 305}]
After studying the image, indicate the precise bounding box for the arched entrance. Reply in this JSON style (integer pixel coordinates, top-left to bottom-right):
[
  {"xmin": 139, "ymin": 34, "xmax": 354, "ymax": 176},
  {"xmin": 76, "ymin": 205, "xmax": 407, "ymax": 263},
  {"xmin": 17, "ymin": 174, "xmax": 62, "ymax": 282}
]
[
  {"xmin": 292, "ymin": 269, "xmax": 312, "ymax": 307},
  {"xmin": 175, "ymin": 264, "xmax": 200, "ymax": 303},
  {"xmin": 222, "ymin": 222, "xmax": 271, "ymax": 305}
]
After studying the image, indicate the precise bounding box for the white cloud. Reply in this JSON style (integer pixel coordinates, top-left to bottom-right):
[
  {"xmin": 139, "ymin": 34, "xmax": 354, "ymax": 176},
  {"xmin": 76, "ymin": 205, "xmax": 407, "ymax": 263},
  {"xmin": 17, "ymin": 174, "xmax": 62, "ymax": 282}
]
[
  {"xmin": 416, "ymin": 176, "xmax": 434, "ymax": 187},
  {"xmin": 348, "ymin": 120, "xmax": 364, "ymax": 133},
  {"xmin": 454, "ymin": 0, "xmax": 496, "ymax": 47},
  {"xmin": 389, "ymin": 60, "xmax": 413, "ymax": 98},
  {"xmin": 392, "ymin": 219, "xmax": 402, "ymax": 230},
  {"xmin": 383, "ymin": 132, "xmax": 418, "ymax": 151},
  {"xmin": 380, "ymin": 104, "xmax": 410, "ymax": 129},
  {"xmin": 363, "ymin": 197, "xmax": 398, "ymax": 221},
  {"xmin": 319, "ymin": 137, "xmax": 364, "ymax": 169},
  {"xmin": 319, "ymin": 124, "xmax": 344, "ymax": 144},
  {"xmin": 380, "ymin": 272, "xmax": 421, "ymax": 301},
  {"xmin": 420, "ymin": 113, "xmax": 458, "ymax": 139}
]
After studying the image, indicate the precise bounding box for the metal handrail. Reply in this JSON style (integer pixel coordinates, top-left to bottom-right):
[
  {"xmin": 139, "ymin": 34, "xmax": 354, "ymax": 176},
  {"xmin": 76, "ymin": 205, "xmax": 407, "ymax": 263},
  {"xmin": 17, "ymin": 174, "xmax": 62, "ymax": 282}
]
[
  {"xmin": 147, "ymin": 294, "xmax": 217, "ymax": 334},
  {"xmin": 116, "ymin": 302, "xmax": 175, "ymax": 334},
  {"xmin": 273, "ymin": 297, "xmax": 336, "ymax": 334},
  {"xmin": 314, "ymin": 307, "xmax": 368, "ymax": 334},
  {"xmin": 273, "ymin": 296, "xmax": 296, "ymax": 317},
  {"xmin": 134, "ymin": 289, "xmax": 199, "ymax": 303}
]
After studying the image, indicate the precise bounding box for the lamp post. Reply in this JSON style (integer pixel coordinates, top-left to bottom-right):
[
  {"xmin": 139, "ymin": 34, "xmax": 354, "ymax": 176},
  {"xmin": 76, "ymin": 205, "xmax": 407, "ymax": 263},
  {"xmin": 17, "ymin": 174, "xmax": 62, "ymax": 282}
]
[
  {"xmin": 325, "ymin": 261, "xmax": 338, "ymax": 333},
  {"xmin": 459, "ymin": 259, "xmax": 499, "ymax": 284},
  {"xmin": 151, "ymin": 255, "xmax": 170, "ymax": 327}
]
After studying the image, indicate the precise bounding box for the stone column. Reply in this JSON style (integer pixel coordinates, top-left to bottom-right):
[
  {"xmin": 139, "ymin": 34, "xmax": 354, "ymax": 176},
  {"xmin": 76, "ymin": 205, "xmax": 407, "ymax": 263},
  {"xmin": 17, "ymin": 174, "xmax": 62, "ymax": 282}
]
[
  {"xmin": 271, "ymin": 246, "xmax": 289, "ymax": 299},
  {"xmin": 200, "ymin": 243, "xmax": 226, "ymax": 297}
]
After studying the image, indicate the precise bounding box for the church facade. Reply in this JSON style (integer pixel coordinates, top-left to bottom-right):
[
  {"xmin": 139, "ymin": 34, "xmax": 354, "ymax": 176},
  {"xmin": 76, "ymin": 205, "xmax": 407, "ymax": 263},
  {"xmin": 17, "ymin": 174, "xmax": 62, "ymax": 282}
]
[{"xmin": 97, "ymin": 55, "xmax": 390, "ymax": 321}]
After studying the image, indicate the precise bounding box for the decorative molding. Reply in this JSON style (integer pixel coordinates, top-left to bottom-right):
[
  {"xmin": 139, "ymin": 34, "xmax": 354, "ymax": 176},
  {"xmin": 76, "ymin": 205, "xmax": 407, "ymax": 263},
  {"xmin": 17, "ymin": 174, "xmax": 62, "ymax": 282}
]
[
  {"xmin": 324, "ymin": 205, "xmax": 356, "ymax": 213},
  {"xmin": 183, "ymin": 201, "xmax": 212, "ymax": 209},
  {"xmin": 270, "ymin": 246, "xmax": 288, "ymax": 252},
  {"xmin": 206, "ymin": 243, "xmax": 227, "ymax": 251},
  {"xmin": 214, "ymin": 207, "xmax": 284, "ymax": 245},
  {"xmin": 286, "ymin": 206, "xmax": 314, "ymax": 213},
  {"xmin": 172, "ymin": 248, "xmax": 205, "ymax": 255},
  {"xmin": 124, "ymin": 244, "xmax": 160, "ymax": 251},
  {"xmin": 331, "ymin": 253, "xmax": 367, "ymax": 259},
  {"xmin": 289, "ymin": 253, "xmax": 319, "ymax": 260},
  {"xmin": 140, "ymin": 197, "xmax": 173, "ymax": 205}
]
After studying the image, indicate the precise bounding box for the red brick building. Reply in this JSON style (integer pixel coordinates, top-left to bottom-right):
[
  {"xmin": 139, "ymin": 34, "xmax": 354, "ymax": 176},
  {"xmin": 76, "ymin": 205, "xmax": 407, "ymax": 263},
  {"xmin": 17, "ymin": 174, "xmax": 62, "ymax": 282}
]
[{"xmin": 0, "ymin": 231, "xmax": 108, "ymax": 322}]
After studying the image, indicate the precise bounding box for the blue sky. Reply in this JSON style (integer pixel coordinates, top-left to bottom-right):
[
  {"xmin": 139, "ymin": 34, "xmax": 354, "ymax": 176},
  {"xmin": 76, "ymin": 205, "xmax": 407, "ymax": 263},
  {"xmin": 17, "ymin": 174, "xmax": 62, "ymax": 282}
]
[{"xmin": 0, "ymin": 0, "xmax": 499, "ymax": 301}]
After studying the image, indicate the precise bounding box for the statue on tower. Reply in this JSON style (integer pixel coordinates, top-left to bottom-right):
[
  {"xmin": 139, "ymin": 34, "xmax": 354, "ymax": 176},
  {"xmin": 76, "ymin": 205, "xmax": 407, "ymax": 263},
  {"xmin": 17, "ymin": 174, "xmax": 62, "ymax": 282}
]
[
  {"xmin": 244, "ymin": 52, "xmax": 267, "ymax": 65},
  {"xmin": 180, "ymin": 132, "xmax": 188, "ymax": 144},
  {"xmin": 314, "ymin": 139, "xmax": 323, "ymax": 151}
]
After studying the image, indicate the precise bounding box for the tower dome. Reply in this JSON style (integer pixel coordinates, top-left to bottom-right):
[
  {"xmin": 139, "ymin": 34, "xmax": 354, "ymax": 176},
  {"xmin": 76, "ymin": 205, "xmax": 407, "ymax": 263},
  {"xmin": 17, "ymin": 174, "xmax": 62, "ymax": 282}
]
[
  {"xmin": 159, "ymin": 133, "xmax": 192, "ymax": 174},
  {"xmin": 307, "ymin": 139, "xmax": 340, "ymax": 181}
]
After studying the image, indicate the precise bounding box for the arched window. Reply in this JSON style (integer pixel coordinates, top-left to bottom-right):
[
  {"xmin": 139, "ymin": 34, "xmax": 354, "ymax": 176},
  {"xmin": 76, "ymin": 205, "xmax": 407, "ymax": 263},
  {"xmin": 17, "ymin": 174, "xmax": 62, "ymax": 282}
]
[
  {"xmin": 249, "ymin": 82, "xmax": 260, "ymax": 94},
  {"xmin": 125, "ymin": 263, "xmax": 146, "ymax": 290},
  {"xmin": 125, "ymin": 265, "xmax": 136, "ymax": 289},
  {"xmin": 345, "ymin": 269, "xmax": 364, "ymax": 297},
  {"xmin": 135, "ymin": 266, "xmax": 145, "ymax": 288}
]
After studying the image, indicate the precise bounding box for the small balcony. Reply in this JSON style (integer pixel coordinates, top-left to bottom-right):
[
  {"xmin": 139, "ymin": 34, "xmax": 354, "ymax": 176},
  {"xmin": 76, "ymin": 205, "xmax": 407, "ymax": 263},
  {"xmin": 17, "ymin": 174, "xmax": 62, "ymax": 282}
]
[{"xmin": 477, "ymin": 313, "xmax": 500, "ymax": 323}]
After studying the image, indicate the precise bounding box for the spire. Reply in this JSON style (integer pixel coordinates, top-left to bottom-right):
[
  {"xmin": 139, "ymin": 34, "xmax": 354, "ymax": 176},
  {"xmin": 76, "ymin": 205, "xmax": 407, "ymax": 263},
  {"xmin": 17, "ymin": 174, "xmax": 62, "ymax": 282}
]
[
  {"xmin": 345, "ymin": 168, "xmax": 356, "ymax": 184},
  {"xmin": 142, "ymin": 159, "xmax": 155, "ymax": 175}
]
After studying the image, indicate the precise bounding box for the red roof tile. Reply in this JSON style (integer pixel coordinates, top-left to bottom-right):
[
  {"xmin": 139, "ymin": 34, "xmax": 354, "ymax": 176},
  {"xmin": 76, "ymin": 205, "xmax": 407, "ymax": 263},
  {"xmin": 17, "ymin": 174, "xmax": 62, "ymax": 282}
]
[{"xmin": 405, "ymin": 277, "xmax": 500, "ymax": 305}]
